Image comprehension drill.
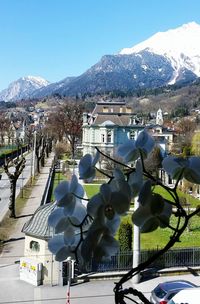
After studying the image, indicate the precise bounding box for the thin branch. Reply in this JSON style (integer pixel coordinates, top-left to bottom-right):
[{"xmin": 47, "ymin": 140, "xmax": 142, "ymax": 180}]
[
  {"xmin": 95, "ymin": 146, "xmax": 132, "ymax": 170},
  {"xmin": 95, "ymin": 167, "xmax": 113, "ymax": 179}
]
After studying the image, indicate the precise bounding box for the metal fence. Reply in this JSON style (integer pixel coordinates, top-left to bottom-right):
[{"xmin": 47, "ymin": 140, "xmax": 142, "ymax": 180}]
[{"xmin": 84, "ymin": 247, "xmax": 200, "ymax": 273}]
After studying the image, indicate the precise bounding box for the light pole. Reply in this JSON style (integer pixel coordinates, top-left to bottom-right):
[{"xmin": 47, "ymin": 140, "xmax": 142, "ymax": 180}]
[
  {"xmin": 31, "ymin": 130, "xmax": 37, "ymax": 182},
  {"xmin": 132, "ymin": 196, "xmax": 140, "ymax": 284}
]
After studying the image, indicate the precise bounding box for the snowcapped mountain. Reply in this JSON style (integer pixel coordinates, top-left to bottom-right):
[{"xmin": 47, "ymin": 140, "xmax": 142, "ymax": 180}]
[
  {"xmin": 46, "ymin": 21, "xmax": 200, "ymax": 97},
  {"xmin": 2, "ymin": 22, "xmax": 200, "ymax": 100},
  {"xmin": 0, "ymin": 76, "xmax": 50, "ymax": 101},
  {"xmin": 31, "ymin": 77, "xmax": 75, "ymax": 98},
  {"xmin": 120, "ymin": 21, "xmax": 200, "ymax": 84}
]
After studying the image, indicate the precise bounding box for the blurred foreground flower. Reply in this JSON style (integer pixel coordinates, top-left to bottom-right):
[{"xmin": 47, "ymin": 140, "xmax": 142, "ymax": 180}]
[
  {"xmin": 117, "ymin": 129, "xmax": 155, "ymax": 163},
  {"xmin": 87, "ymin": 180, "xmax": 131, "ymax": 220},
  {"xmin": 54, "ymin": 174, "xmax": 84, "ymax": 215},
  {"xmin": 162, "ymin": 156, "xmax": 200, "ymax": 184},
  {"xmin": 48, "ymin": 230, "xmax": 79, "ymax": 261},
  {"xmin": 132, "ymin": 180, "xmax": 172, "ymax": 232},
  {"xmin": 128, "ymin": 160, "xmax": 143, "ymax": 197},
  {"xmin": 79, "ymin": 151, "xmax": 100, "ymax": 182}
]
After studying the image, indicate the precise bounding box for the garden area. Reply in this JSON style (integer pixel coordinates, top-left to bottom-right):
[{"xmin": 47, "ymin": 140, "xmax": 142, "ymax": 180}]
[{"xmin": 50, "ymin": 166, "xmax": 200, "ymax": 250}]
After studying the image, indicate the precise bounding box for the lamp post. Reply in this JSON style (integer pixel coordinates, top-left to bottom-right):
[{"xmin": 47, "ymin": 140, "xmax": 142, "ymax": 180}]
[
  {"xmin": 31, "ymin": 130, "xmax": 37, "ymax": 182},
  {"xmin": 132, "ymin": 196, "xmax": 140, "ymax": 284}
]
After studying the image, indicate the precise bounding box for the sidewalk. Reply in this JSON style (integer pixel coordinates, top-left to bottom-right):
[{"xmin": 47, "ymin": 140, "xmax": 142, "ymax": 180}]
[{"xmin": 0, "ymin": 153, "xmax": 54, "ymax": 265}]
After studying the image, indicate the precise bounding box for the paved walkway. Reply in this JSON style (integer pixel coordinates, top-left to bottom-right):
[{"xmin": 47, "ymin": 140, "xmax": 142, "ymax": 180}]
[{"xmin": 0, "ymin": 153, "xmax": 54, "ymax": 265}]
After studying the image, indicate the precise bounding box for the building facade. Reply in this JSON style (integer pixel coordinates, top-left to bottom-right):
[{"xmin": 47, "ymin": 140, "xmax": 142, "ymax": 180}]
[{"xmin": 82, "ymin": 101, "xmax": 145, "ymax": 158}]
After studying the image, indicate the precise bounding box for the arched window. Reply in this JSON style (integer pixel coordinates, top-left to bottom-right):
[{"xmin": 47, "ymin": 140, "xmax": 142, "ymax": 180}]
[
  {"xmin": 129, "ymin": 130, "xmax": 135, "ymax": 140},
  {"xmin": 107, "ymin": 130, "xmax": 112, "ymax": 143},
  {"xmin": 30, "ymin": 240, "xmax": 40, "ymax": 252}
]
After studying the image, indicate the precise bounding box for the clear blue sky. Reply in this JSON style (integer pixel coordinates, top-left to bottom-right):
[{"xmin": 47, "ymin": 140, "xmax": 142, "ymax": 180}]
[{"xmin": 0, "ymin": 0, "xmax": 200, "ymax": 91}]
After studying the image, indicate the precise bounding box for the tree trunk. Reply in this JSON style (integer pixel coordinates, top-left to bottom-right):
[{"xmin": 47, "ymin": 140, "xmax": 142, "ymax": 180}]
[
  {"xmin": 37, "ymin": 157, "xmax": 40, "ymax": 173},
  {"xmin": 41, "ymin": 155, "xmax": 45, "ymax": 167},
  {"xmin": 9, "ymin": 180, "xmax": 16, "ymax": 218}
]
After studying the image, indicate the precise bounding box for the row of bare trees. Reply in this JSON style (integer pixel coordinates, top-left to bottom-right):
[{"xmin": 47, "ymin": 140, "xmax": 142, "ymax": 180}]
[
  {"xmin": 1, "ymin": 100, "xmax": 83, "ymax": 218},
  {"xmin": 45, "ymin": 101, "xmax": 84, "ymax": 158}
]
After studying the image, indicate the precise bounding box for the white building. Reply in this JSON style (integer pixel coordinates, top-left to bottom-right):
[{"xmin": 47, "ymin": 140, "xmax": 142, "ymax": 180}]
[
  {"xmin": 82, "ymin": 101, "xmax": 145, "ymax": 158},
  {"xmin": 22, "ymin": 202, "xmax": 91, "ymax": 286}
]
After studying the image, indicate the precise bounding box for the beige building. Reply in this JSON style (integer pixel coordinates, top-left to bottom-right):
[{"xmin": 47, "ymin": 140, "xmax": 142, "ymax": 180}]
[
  {"xmin": 22, "ymin": 202, "xmax": 91, "ymax": 286},
  {"xmin": 22, "ymin": 203, "xmax": 61, "ymax": 285}
]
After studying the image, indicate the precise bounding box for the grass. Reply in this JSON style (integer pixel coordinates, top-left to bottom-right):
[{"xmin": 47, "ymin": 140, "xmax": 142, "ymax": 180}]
[
  {"xmin": 84, "ymin": 184, "xmax": 101, "ymax": 198},
  {"xmin": 49, "ymin": 171, "xmax": 200, "ymax": 250},
  {"xmin": 50, "ymin": 172, "xmax": 69, "ymax": 201},
  {"xmin": 119, "ymin": 213, "xmax": 200, "ymax": 250},
  {"xmin": 153, "ymin": 185, "xmax": 200, "ymax": 208}
]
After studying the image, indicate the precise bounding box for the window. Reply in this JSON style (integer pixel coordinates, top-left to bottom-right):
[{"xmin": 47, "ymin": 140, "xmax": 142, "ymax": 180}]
[
  {"xmin": 107, "ymin": 130, "xmax": 112, "ymax": 143},
  {"xmin": 130, "ymin": 130, "xmax": 135, "ymax": 140},
  {"xmin": 30, "ymin": 240, "xmax": 40, "ymax": 252},
  {"xmin": 101, "ymin": 134, "xmax": 105, "ymax": 143},
  {"xmin": 126, "ymin": 107, "xmax": 132, "ymax": 113},
  {"xmin": 103, "ymin": 107, "xmax": 108, "ymax": 113}
]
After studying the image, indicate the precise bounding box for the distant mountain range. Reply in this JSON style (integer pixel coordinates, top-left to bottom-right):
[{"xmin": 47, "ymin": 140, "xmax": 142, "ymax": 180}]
[
  {"xmin": 1, "ymin": 21, "xmax": 200, "ymax": 101},
  {"xmin": 0, "ymin": 76, "xmax": 49, "ymax": 102}
]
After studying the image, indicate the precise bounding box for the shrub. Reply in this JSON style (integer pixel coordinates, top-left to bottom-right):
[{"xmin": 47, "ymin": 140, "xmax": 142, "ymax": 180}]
[{"xmin": 118, "ymin": 222, "xmax": 133, "ymax": 252}]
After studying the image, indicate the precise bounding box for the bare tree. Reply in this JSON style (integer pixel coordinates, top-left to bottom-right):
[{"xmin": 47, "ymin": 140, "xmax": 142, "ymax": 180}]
[
  {"xmin": 144, "ymin": 145, "xmax": 163, "ymax": 177},
  {"xmin": 46, "ymin": 101, "xmax": 83, "ymax": 158},
  {"xmin": 175, "ymin": 117, "xmax": 197, "ymax": 154},
  {"xmin": 0, "ymin": 113, "xmax": 10, "ymax": 145},
  {"xmin": 4, "ymin": 157, "xmax": 26, "ymax": 218},
  {"xmin": 35, "ymin": 132, "xmax": 47, "ymax": 173}
]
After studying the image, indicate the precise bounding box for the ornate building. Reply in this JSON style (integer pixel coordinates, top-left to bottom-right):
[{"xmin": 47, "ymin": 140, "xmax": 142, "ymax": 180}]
[{"xmin": 82, "ymin": 101, "xmax": 145, "ymax": 158}]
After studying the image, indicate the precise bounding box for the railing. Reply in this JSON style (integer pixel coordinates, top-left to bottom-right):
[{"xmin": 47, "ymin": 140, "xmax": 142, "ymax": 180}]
[
  {"xmin": 0, "ymin": 145, "xmax": 29, "ymax": 166},
  {"xmin": 83, "ymin": 247, "xmax": 200, "ymax": 273},
  {"xmin": 140, "ymin": 247, "xmax": 200, "ymax": 269},
  {"xmin": 40, "ymin": 156, "xmax": 56, "ymax": 205}
]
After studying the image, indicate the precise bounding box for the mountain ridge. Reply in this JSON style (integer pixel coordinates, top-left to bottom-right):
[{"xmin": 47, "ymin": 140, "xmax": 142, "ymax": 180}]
[
  {"xmin": 1, "ymin": 21, "xmax": 200, "ymax": 101},
  {"xmin": 0, "ymin": 76, "xmax": 50, "ymax": 102}
]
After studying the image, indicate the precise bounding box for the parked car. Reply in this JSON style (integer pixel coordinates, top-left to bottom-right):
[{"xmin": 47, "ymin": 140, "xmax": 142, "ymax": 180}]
[
  {"xmin": 168, "ymin": 288, "xmax": 200, "ymax": 304},
  {"xmin": 150, "ymin": 280, "xmax": 197, "ymax": 304}
]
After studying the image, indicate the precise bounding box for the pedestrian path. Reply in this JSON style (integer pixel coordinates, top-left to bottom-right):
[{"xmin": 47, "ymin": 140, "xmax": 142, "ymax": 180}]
[{"xmin": 0, "ymin": 153, "xmax": 54, "ymax": 265}]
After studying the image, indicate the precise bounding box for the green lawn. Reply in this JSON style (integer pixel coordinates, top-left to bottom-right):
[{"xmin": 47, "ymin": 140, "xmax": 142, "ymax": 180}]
[
  {"xmin": 50, "ymin": 175, "xmax": 200, "ymax": 249},
  {"xmin": 120, "ymin": 214, "xmax": 200, "ymax": 249},
  {"xmin": 84, "ymin": 184, "xmax": 101, "ymax": 198},
  {"xmin": 153, "ymin": 185, "xmax": 200, "ymax": 208},
  {"xmin": 50, "ymin": 172, "xmax": 67, "ymax": 201}
]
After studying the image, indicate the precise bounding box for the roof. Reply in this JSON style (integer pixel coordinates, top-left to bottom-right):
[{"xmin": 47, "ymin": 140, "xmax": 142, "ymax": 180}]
[
  {"xmin": 94, "ymin": 114, "xmax": 131, "ymax": 126},
  {"xmin": 22, "ymin": 202, "xmax": 56, "ymax": 240},
  {"xmin": 22, "ymin": 202, "xmax": 92, "ymax": 240},
  {"xmin": 92, "ymin": 102, "xmax": 134, "ymax": 116},
  {"xmin": 85, "ymin": 101, "xmax": 145, "ymax": 127}
]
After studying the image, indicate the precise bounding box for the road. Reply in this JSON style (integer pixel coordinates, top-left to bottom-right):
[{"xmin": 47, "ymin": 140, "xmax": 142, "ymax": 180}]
[{"xmin": 0, "ymin": 152, "xmax": 35, "ymax": 222}]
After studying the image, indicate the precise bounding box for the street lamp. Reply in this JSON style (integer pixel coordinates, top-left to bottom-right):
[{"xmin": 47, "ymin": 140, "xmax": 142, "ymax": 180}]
[
  {"xmin": 31, "ymin": 130, "xmax": 37, "ymax": 182},
  {"xmin": 132, "ymin": 196, "xmax": 140, "ymax": 284}
]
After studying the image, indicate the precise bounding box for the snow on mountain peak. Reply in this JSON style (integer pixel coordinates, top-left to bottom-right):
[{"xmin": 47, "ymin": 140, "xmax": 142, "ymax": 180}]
[
  {"xmin": 119, "ymin": 21, "xmax": 200, "ymax": 83},
  {"xmin": 0, "ymin": 75, "xmax": 50, "ymax": 101},
  {"xmin": 21, "ymin": 75, "xmax": 49, "ymax": 87}
]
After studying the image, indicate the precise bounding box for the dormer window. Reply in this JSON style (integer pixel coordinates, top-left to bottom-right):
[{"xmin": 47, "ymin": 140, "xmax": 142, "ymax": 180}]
[
  {"xmin": 126, "ymin": 107, "xmax": 132, "ymax": 113},
  {"xmin": 103, "ymin": 107, "xmax": 109, "ymax": 113}
]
